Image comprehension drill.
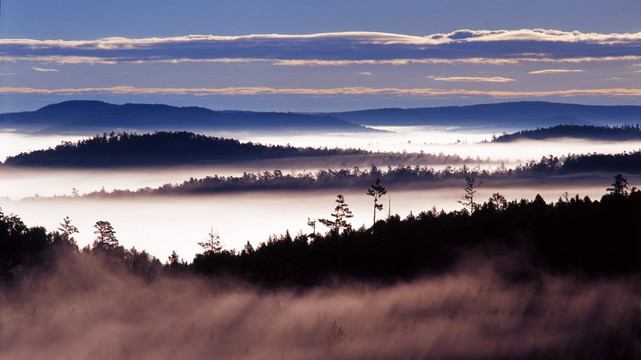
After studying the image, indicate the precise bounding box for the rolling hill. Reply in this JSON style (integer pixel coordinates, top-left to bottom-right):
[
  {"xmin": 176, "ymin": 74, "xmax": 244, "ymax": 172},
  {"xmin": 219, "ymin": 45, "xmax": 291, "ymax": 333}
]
[
  {"xmin": 331, "ymin": 101, "xmax": 641, "ymax": 129},
  {"xmin": 492, "ymin": 124, "xmax": 641, "ymax": 142},
  {"xmin": 2, "ymin": 100, "xmax": 639, "ymax": 134},
  {"xmin": 0, "ymin": 100, "xmax": 371, "ymax": 134}
]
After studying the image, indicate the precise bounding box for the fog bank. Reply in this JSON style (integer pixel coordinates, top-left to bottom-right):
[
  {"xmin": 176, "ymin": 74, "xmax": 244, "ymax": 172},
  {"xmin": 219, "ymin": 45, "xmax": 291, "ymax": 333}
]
[
  {"xmin": 2, "ymin": 181, "xmax": 620, "ymax": 261},
  {"xmin": 1, "ymin": 256, "xmax": 636, "ymax": 359}
]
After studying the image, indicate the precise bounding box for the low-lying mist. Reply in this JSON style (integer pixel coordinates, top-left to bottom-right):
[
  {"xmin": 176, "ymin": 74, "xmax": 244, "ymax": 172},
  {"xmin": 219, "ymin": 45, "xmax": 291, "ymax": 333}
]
[
  {"xmin": 230, "ymin": 127, "xmax": 641, "ymax": 163},
  {"xmin": 0, "ymin": 153, "xmax": 485, "ymax": 200},
  {"xmin": 2, "ymin": 181, "xmax": 623, "ymax": 261},
  {"xmin": 1, "ymin": 253, "xmax": 636, "ymax": 360}
]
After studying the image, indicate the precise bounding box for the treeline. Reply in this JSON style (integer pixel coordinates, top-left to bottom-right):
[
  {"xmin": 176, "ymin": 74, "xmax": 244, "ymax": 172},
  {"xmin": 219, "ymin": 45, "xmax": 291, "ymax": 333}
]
[
  {"xmin": 2, "ymin": 131, "xmax": 474, "ymax": 167},
  {"xmin": 191, "ymin": 177, "xmax": 641, "ymax": 285},
  {"xmin": 2, "ymin": 131, "xmax": 364, "ymax": 166},
  {"xmin": 563, "ymin": 150, "xmax": 641, "ymax": 173},
  {"xmin": 77, "ymin": 150, "xmax": 641, "ymax": 197},
  {"xmin": 0, "ymin": 213, "xmax": 162, "ymax": 285},
  {"xmin": 2, "ymin": 176, "xmax": 640, "ymax": 287},
  {"xmin": 492, "ymin": 124, "xmax": 641, "ymax": 142}
]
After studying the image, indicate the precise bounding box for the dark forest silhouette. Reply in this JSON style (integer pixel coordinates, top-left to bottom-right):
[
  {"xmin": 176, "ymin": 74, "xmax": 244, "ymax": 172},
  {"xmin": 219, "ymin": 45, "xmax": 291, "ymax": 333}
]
[
  {"xmin": 2, "ymin": 175, "xmax": 639, "ymax": 287},
  {"xmin": 2, "ymin": 131, "xmax": 473, "ymax": 167},
  {"xmin": 55, "ymin": 150, "xmax": 641, "ymax": 198},
  {"xmin": 492, "ymin": 124, "xmax": 641, "ymax": 142}
]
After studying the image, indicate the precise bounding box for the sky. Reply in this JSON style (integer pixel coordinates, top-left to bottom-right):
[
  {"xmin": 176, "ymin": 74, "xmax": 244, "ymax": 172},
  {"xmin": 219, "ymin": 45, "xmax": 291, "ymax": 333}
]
[{"xmin": 1, "ymin": 0, "xmax": 640, "ymax": 112}]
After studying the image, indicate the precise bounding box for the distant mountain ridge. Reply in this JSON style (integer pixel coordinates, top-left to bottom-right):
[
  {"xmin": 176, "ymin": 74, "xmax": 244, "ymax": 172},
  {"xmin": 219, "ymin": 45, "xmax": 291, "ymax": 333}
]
[
  {"xmin": 0, "ymin": 100, "xmax": 370, "ymax": 134},
  {"xmin": 330, "ymin": 101, "xmax": 641, "ymax": 129},
  {"xmin": 1, "ymin": 100, "xmax": 639, "ymax": 134}
]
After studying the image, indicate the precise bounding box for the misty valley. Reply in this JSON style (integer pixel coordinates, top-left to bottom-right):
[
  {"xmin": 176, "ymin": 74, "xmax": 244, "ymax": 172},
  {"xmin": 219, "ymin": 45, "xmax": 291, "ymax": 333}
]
[{"xmin": 1, "ymin": 100, "xmax": 641, "ymax": 359}]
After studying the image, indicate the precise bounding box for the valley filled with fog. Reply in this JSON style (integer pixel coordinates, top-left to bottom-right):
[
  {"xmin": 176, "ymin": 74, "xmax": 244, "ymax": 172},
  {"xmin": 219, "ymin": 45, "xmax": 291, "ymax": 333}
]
[
  {"xmin": 2, "ymin": 127, "xmax": 640, "ymax": 260},
  {"xmin": 4, "ymin": 2, "xmax": 641, "ymax": 357}
]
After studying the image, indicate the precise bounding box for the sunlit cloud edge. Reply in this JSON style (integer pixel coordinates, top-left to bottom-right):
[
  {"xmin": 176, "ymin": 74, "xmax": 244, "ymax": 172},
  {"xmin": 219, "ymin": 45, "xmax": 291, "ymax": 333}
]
[
  {"xmin": 3, "ymin": 56, "xmax": 640, "ymax": 67},
  {"xmin": 31, "ymin": 67, "xmax": 59, "ymax": 72},
  {"xmin": 528, "ymin": 69, "xmax": 584, "ymax": 74},
  {"xmin": 431, "ymin": 76, "xmax": 515, "ymax": 83},
  {"xmin": 2, "ymin": 29, "xmax": 640, "ymax": 66}
]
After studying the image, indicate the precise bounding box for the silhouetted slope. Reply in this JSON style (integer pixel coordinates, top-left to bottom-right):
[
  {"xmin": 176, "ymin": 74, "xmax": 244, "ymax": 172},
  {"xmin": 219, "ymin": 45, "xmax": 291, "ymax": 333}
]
[
  {"xmin": 493, "ymin": 124, "xmax": 641, "ymax": 142},
  {"xmin": 0, "ymin": 100, "xmax": 371, "ymax": 133},
  {"xmin": 2, "ymin": 131, "xmax": 366, "ymax": 167},
  {"xmin": 193, "ymin": 187, "xmax": 641, "ymax": 284},
  {"xmin": 332, "ymin": 101, "xmax": 641, "ymax": 129}
]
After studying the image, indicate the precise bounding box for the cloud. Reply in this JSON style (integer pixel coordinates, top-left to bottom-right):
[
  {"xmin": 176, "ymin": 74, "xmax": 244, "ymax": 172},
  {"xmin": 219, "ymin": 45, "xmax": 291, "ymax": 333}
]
[
  {"xmin": 2, "ymin": 29, "xmax": 640, "ymax": 66},
  {"xmin": 358, "ymin": 72, "xmax": 372, "ymax": 76},
  {"xmin": 528, "ymin": 69, "xmax": 583, "ymax": 74},
  {"xmin": 2, "ymin": 85, "xmax": 639, "ymax": 98},
  {"xmin": 0, "ymin": 73, "xmax": 13, "ymax": 76},
  {"xmin": 432, "ymin": 76, "xmax": 515, "ymax": 82},
  {"xmin": 32, "ymin": 67, "xmax": 59, "ymax": 72},
  {"xmin": 273, "ymin": 58, "xmax": 522, "ymax": 66}
]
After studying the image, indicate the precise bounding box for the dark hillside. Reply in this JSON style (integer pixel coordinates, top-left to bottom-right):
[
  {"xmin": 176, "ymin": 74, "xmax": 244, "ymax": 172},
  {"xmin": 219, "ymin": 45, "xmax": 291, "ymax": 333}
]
[
  {"xmin": 493, "ymin": 124, "xmax": 641, "ymax": 142},
  {"xmin": 2, "ymin": 131, "xmax": 365, "ymax": 167}
]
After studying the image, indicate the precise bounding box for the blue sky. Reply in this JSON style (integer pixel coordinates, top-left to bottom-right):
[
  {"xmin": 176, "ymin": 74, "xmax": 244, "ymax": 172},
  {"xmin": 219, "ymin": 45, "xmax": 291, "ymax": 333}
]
[{"xmin": 1, "ymin": 0, "xmax": 640, "ymax": 112}]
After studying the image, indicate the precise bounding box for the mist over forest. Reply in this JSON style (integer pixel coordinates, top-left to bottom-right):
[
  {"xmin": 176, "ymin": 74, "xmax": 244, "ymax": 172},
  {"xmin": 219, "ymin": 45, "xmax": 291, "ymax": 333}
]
[
  {"xmin": 1, "ymin": 100, "xmax": 641, "ymax": 359},
  {"xmin": 5, "ymin": 0, "xmax": 641, "ymax": 353},
  {"xmin": 1, "ymin": 177, "xmax": 640, "ymax": 359}
]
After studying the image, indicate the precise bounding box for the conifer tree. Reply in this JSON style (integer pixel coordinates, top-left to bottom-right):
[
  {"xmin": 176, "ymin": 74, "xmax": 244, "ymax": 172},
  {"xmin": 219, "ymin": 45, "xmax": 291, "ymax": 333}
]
[
  {"xmin": 319, "ymin": 194, "xmax": 354, "ymax": 234},
  {"xmin": 366, "ymin": 178, "xmax": 386, "ymax": 225},
  {"xmin": 93, "ymin": 220, "xmax": 118, "ymax": 249},
  {"xmin": 58, "ymin": 216, "xmax": 79, "ymax": 245},
  {"xmin": 458, "ymin": 175, "xmax": 483, "ymax": 214},
  {"xmin": 198, "ymin": 226, "xmax": 223, "ymax": 253}
]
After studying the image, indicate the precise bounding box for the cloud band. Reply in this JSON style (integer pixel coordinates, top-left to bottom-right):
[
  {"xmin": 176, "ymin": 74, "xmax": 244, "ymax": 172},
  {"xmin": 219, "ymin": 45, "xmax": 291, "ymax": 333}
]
[
  {"xmin": 2, "ymin": 85, "xmax": 639, "ymax": 98},
  {"xmin": 2, "ymin": 29, "xmax": 640, "ymax": 66}
]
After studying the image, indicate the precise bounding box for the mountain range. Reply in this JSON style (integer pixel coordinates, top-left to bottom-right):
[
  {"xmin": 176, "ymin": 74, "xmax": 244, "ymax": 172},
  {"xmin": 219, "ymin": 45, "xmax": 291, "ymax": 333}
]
[
  {"xmin": 0, "ymin": 100, "xmax": 639, "ymax": 134},
  {"xmin": 0, "ymin": 100, "xmax": 369, "ymax": 134},
  {"xmin": 330, "ymin": 101, "xmax": 641, "ymax": 129}
]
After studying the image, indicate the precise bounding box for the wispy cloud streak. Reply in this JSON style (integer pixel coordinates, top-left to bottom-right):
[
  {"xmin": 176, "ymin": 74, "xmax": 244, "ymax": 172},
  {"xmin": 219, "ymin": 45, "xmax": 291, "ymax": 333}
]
[
  {"xmin": 31, "ymin": 67, "xmax": 59, "ymax": 72},
  {"xmin": 2, "ymin": 85, "xmax": 639, "ymax": 98},
  {"xmin": 2, "ymin": 30, "xmax": 640, "ymax": 65},
  {"xmin": 431, "ymin": 76, "xmax": 515, "ymax": 82},
  {"xmin": 528, "ymin": 69, "xmax": 583, "ymax": 74}
]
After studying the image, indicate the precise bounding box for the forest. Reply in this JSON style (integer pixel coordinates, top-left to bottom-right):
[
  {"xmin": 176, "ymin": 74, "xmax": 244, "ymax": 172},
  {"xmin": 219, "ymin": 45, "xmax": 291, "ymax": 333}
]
[
  {"xmin": 492, "ymin": 124, "xmax": 641, "ymax": 142},
  {"xmin": 2, "ymin": 174, "xmax": 639, "ymax": 286},
  {"xmin": 2, "ymin": 171, "xmax": 639, "ymax": 358},
  {"xmin": 59, "ymin": 150, "xmax": 641, "ymax": 197},
  {"xmin": 2, "ymin": 131, "xmax": 473, "ymax": 167},
  {"xmin": 2, "ymin": 132, "xmax": 362, "ymax": 166},
  {"xmin": 2, "ymin": 114, "xmax": 640, "ymax": 359}
]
